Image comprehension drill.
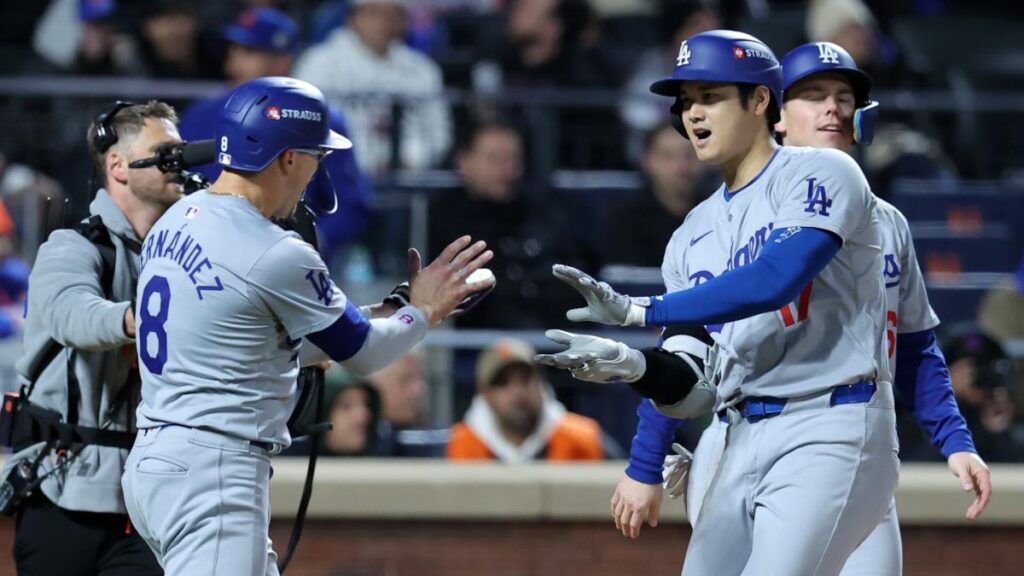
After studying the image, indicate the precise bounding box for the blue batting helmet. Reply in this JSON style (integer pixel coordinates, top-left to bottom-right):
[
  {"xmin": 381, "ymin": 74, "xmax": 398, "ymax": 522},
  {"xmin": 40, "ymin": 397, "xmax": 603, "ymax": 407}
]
[
  {"xmin": 215, "ymin": 76, "xmax": 352, "ymax": 172},
  {"xmin": 650, "ymin": 30, "xmax": 783, "ymax": 107},
  {"xmin": 781, "ymin": 42, "xmax": 879, "ymax": 145}
]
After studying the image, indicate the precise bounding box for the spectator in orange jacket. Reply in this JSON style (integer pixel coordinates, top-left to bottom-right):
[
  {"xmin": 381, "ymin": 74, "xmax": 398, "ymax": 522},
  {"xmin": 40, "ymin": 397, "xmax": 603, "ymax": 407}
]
[{"xmin": 448, "ymin": 338, "xmax": 619, "ymax": 462}]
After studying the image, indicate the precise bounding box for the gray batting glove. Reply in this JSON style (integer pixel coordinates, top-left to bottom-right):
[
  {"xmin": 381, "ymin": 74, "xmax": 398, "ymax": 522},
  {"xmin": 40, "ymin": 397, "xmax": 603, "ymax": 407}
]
[
  {"xmin": 552, "ymin": 264, "xmax": 651, "ymax": 326},
  {"xmin": 663, "ymin": 443, "xmax": 693, "ymax": 500},
  {"xmin": 534, "ymin": 329, "xmax": 647, "ymax": 384}
]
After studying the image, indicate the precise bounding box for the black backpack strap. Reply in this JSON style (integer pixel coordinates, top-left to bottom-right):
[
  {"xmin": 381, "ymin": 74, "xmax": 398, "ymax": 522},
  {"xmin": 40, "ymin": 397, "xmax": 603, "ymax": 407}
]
[
  {"xmin": 75, "ymin": 215, "xmax": 118, "ymax": 298},
  {"xmin": 18, "ymin": 215, "xmax": 138, "ymax": 450}
]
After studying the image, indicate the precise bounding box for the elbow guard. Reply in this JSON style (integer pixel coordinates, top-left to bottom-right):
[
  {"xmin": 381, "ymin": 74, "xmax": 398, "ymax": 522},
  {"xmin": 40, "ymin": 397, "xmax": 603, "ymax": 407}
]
[{"xmin": 639, "ymin": 334, "xmax": 716, "ymax": 420}]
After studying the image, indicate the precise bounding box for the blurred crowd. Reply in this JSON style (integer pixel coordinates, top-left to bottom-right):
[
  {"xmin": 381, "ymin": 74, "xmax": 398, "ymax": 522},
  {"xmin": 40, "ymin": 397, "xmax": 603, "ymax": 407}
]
[{"xmin": 1, "ymin": 0, "xmax": 1023, "ymax": 464}]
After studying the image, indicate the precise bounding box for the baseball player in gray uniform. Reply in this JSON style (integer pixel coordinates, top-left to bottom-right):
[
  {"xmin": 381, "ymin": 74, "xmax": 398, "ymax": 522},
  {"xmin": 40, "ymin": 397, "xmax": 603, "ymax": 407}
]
[
  {"xmin": 774, "ymin": 41, "xmax": 990, "ymax": 575},
  {"xmin": 640, "ymin": 41, "xmax": 994, "ymax": 576},
  {"xmin": 536, "ymin": 31, "xmax": 896, "ymax": 575},
  {"xmin": 121, "ymin": 77, "xmax": 494, "ymax": 576}
]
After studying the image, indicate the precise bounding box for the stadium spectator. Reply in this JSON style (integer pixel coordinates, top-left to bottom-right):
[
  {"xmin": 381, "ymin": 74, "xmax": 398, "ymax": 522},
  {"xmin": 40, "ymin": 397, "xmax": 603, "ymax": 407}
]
[
  {"xmin": 483, "ymin": 0, "xmax": 626, "ymax": 169},
  {"xmin": 0, "ymin": 153, "xmax": 65, "ymax": 256},
  {"xmin": 324, "ymin": 378, "xmax": 380, "ymax": 456},
  {"xmin": 428, "ymin": 121, "xmax": 599, "ymax": 329},
  {"xmin": 368, "ymin": 350, "xmax": 451, "ymax": 456},
  {"xmin": 287, "ymin": 371, "xmax": 384, "ymax": 457},
  {"xmin": 619, "ymin": 0, "xmax": 719, "ymax": 161},
  {"xmin": 136, "ymin": 0, "xmax": 223, "ymax": 79},
  {"xmin": 495, "ymin": 0, "xmax": 615, "ymax": 89},
  {"xmin": 294, "ymin": 0, "xmax": 452, "ymax": 175},
  {"xmin": 370, "ymin": 350, "xmax": 427, "ymax": 428},
  {"xmin": 978, "ymin": 251, "xmax": 1024, "ymax": 396},
  {"xmin": 806, "ymin": 0, "xmax": 904, "ymax": 90},
  {"xmin": 601, "ymin": 122, "xmax": 717, "ymax": 268},
  {"xmin": 942, "ymin": 329, "xmax": 1024, "ymax": 462},
  {"xmin": 447, "ymin": 339, "xmax": 613, "ymax": 462},
  {"xmin": 31, "ymin": 0, "xmax": 143, "ymax": 76},
  {"xmin": 177, "ymin": 6, "xmax": 372, "ymax": 263},
  {"xmin": 805, "ymin": 0, "xmax": 956, "ymax": 193}
]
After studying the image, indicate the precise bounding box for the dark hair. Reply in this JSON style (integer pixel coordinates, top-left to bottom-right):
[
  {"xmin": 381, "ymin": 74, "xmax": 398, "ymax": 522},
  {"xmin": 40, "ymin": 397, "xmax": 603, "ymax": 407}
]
[
  {"xmin": 457, "ymin": 121, "xmax": 521, "ymax": 155},
  {"xmin": 736, "ymin": 83, "xmax": 780, "ymax": 135},
  {"xmin": 87, "ymin": 100, "xmax": 178, "ymax": 181},
  {"xmin": 657, "ymin": 0, "xmax": 715, "ymax": 45},
  {"xmin": 554, "ymin": 0, "xmax": 597, "ymax": 49}
]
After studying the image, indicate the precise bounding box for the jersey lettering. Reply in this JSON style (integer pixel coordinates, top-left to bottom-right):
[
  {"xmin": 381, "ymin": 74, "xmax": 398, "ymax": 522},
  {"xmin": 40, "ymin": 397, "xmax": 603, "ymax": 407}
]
[{"xmin": 142, "ymin": 232, "xmax": 223, "ymax": 300}]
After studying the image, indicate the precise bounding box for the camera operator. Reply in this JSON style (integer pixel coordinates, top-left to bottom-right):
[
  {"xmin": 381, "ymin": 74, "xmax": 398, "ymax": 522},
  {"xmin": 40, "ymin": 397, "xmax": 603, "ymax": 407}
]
[{"xmin": 1, "ymin": 100, "xmax": 182, "ymax": 575}]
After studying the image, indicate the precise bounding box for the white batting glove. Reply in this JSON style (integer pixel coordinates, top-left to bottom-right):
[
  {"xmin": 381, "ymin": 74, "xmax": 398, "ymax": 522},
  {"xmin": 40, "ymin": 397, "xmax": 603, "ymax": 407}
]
[
  {"xmin": 534, "ymin": 330, "xmax": 646, "ymax": 383},
  {"xmin": 663, "ymin": 443, "xmax": 693, "ymax": 500},
  {"xmin": 552, "ymin": 264, "xmax": 650, "ymax": 326}
]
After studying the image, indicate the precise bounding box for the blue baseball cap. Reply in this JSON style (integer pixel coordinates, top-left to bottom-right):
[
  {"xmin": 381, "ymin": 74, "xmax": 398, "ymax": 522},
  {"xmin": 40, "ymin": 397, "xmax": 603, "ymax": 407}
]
[
  {"xmin": 650, "ymin": 30, "xmax": 782, "ymax": 108},
  {"xmin": 80, "ymin": 0, "xmax": 116, "ymax": 22},
  {"xmin": 782, "ymin": 42, "xmax": 872, "ymax": 107},
  {"xmin": 223, "ymin": 7, "xmax": 298, "ymax": 54},
  {"xmin": 216, "ymin": 77, "xmax": 352, "ymax": 173}
]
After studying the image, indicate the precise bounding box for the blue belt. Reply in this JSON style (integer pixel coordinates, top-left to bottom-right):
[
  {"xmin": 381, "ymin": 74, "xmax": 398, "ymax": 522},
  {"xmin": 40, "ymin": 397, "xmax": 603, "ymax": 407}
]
[{"xmin": 718, "ymin": 380, "xmax": 877, "ymax": 424}]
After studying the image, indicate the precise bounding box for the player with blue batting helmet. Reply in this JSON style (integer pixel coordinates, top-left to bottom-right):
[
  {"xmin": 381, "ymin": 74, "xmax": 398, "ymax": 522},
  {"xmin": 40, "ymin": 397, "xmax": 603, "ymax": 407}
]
[
  {"xmin": 650, "ymin": 30, "xmax": 782, "ymax": 139},
  {"xmin": 215, "ymin": 76, "xmax": 352, "ymax": 172},
  {"xmin": 781, "ymin": 42, "xmax": 879, "ymax": 145}
]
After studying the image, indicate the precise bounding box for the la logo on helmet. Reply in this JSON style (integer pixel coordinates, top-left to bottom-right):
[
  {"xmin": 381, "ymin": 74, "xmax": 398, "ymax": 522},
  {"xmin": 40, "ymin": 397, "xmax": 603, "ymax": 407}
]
[
  {"xmin": 677, "ymin": 42, "xmax": 692, "ymax": 66},
  {"xmin": 817, "ymin": 43, "xmax": 840, "ymax": 64}
]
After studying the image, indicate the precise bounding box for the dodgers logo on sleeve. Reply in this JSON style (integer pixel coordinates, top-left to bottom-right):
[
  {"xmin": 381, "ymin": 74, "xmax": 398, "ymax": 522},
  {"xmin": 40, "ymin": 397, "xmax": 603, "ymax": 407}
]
[
  {"xmin": 803, "ymin": 177, "xmax": 832, "ymax": 216},
  {"xmin": 883, "ymin": 254, "xmax": 901, "ymax": 288},
  {"xmin": 305, "ymin": 270, "xmax": 334, "ymax": 305}
]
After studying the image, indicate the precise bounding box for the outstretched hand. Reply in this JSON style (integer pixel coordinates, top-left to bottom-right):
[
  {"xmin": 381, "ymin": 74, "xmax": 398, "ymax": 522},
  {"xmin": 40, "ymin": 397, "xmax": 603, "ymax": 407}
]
[
  {"xmin": 534, "ymin": 329, "xmax": 645, "ymax": 383},
  {"xmin": 552, "ymin": 264, "xmax": 650, "ymax": 326},
  {"xmin": 408, "ymin": 236, "xmax": 494, "ymax": 325}
]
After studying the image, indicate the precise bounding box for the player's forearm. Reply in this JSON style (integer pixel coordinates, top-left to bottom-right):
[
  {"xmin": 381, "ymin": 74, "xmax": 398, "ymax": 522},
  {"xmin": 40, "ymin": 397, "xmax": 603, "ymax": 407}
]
[
  {"xmin": 896, "ymin": 329, "xmax": 978, "ymax": 456},
  {"xmin": 645, "ymin": 227, "xmax": 841, "ymax": 326},
  {"xmin": 628, "ymin": 347, "xmax": 701, "ymax": 405},
  {"xmin": 338, "ymin": 305, "xmax": 429, "ymax": 375},
  {"xmin": 359, "ymin": 302, "xmax": 398, "ymax": 320},
  {"xmin": 626, "ymin": 400, "xmax": 682, "ymax": 485}
]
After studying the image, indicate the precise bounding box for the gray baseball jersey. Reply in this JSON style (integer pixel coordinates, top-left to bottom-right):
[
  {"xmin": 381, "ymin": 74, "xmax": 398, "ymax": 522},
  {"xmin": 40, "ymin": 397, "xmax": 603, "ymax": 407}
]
[
  {"xmin": 134, "ymin": 190, "xmax": 345, "ymax": 447},
  {"xmin": 681, "ymin": 199, "xmax": 926, "ymax": 576},
  {"xmin": 661, "ymin": 146, "xmax": 888, "ymax": 402},
  {"xmin": 876, "ymin": 198, "xmax": 940, "ymax": 367}
]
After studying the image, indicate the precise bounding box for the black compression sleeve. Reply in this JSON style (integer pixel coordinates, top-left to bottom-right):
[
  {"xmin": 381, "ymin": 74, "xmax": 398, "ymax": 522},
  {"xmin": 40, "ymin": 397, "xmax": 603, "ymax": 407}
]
[
  {"xmin": 663, "ymin": 324, "xmax": 713, "ymax": 345},
  {"xmin": 627, "ymin": 347, "xmax": 700, "ymax": 406}
]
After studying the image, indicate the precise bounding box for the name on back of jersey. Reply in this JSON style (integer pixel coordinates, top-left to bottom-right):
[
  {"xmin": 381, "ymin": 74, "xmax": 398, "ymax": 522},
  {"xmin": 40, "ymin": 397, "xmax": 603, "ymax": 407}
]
[{"xmin": 140, "ymin": 228, "xmax": 224, "ymax": 300}]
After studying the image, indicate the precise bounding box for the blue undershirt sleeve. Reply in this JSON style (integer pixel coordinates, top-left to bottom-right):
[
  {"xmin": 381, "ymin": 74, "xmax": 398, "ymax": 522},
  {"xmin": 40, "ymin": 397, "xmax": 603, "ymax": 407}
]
[
  {"xmin": 306, "ymin": 301, "xmax": 371, "ymax": 361},
  {"xmin": 646, "ymin": 227, "xmax": 841, "ymax": 326},
  {"xmin": 626, "ymin": 399, "xmax": 683, "ymax": 484},
  {"xmin": 895, "ymin": 329, "xmax": 977, "ymax": 457}
]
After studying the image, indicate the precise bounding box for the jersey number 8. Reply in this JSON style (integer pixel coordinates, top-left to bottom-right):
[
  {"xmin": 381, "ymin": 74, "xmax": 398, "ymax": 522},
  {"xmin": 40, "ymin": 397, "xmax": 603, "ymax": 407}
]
[{"xmin": 139, "ymin": 275, "xmax": 171, "ymax": 374}]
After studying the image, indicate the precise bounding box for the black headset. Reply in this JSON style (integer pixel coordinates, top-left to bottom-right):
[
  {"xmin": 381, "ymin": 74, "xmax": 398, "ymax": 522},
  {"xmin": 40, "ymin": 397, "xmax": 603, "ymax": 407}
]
[
  {"xmin": 91, "ymin": 100, "xmax": 137, "ymax": 154},
  {"xmin": 85, "ymin": 100, "xmax": 137, "ymax": 205}
]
